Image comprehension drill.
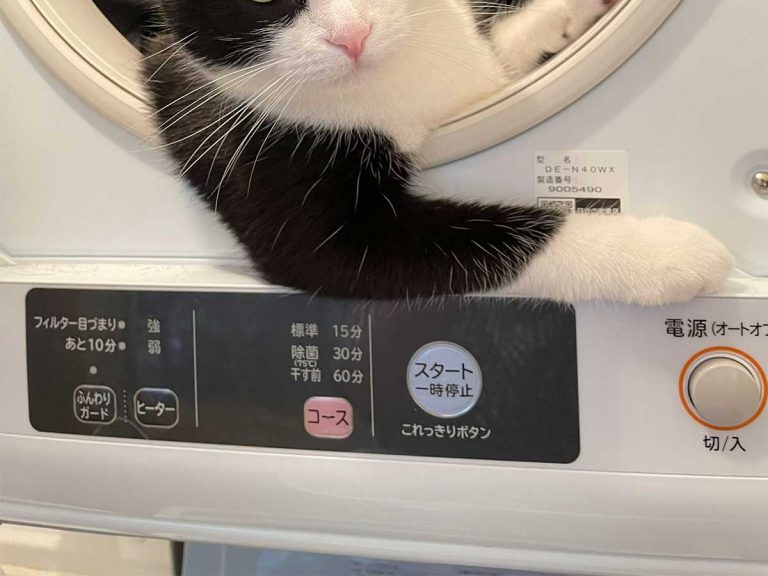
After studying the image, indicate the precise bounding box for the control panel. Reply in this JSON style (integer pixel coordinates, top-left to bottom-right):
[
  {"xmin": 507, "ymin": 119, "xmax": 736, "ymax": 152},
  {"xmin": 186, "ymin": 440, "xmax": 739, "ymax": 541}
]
[
  {"xmin": 5, "ymin": 278, "xmax": 768, "ymax": 572},
  {"xmin": 25, "ymin": 289, "xmax": 580, "ymax": 463}
]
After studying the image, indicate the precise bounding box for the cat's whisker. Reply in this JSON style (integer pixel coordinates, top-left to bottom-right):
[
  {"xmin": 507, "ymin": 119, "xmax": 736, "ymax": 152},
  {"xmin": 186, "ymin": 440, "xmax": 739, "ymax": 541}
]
[
  {"xmin": 251, "ymin": 75, "xmax": 305, "ymax": 163},
  {"xmin": 225, "ymin": 75, "xmax": 307, "ymax": 198},
  {"xmin": 406, "ymin": 29, "xmax": 495, "ymax": 55},
  {"xmin": 178, "ymin": 92, "xmax": 268, "ymax": 177},
  {"xmin": 270, "ymin": 218, "xmax": 291, "ymax": 253},
  {"xmin": 142, "ymin": 35, "xmax": 196, "ymax": 86},
  {"xmin": 178, "ymin": 75, "xmax": 285, "ymax": 179},
  {"xmin": 145, "ymin": 54, "xmax": 273, "ymax": 122},
  {"xmin": 136, "ymin": 66, "xmax": 275, "ymax": 153},
  {"xmin": 148, "ymin": 55, "xmax": 285, "ymax": 124},
  {"xmin": 313, "ymin": 223, "xmax": 347, "ymax": 254},
  {"xmin": 141, "ymin": 76, "xmax": 260, "ymax": 152},
  {"xmin": 355, "ymin": 246, "xmax": 371, "ymax": 283},
  {"xmin": 204, "ymin": 101, "xmax": 259, "ymax": 187},
  {"xmin": 404, "ymin": 3, "xmax": 523, "ymax": 20},
  {"xmin": 181, "ymin": 68, "xmax": 302, "ymax": 194},
  {"xmin": 401, "ymin": 41, "xmax": 501, "ymax": 86},
  {"xmin": 152, "ymin": 58, "xmax": 286, "ymax": 135},
  {"xmin": 382, "ymin": 46, "xmax": 460, "ymax": 94},
  {"xmin": 244, "ymin": 76, "xmax": 308, "ymax": 196},
  {"xmin": 220, "ymin": 72, "xmax": 301, "ymax": 169},
  {"xmin": 301, "ymin": 173, "xmax": 327, "ymax": 208},
  {"xmin": 144, "ymin": 72, "xmax": 289, "ymax": 160},
  {"xmin": 138, "ymin": 32, "xmax": 197, "ymax": 62}
]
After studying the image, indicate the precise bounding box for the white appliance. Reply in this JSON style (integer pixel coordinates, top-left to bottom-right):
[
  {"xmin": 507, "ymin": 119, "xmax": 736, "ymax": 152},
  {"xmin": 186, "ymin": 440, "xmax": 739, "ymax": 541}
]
[{"xmin": 1, "ymin": 1, "xmax": 767, "ymax": 575}]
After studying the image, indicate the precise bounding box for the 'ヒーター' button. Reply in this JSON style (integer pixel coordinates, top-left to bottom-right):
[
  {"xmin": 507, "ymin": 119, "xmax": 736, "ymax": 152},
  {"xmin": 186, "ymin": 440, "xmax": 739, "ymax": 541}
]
[
  {"xmin": 73, "ymin": 385, "xmax": 117, "ymax": 425},
  {"xmin": 304, "ymin": 397, "xmax": 353, "ymax": 439},
  {"xmin": 134, "ymin": 388, "xmax": 179, "ymax": 428},
  {"xmin": 407, "ymin": 341, "xmax": 483, "ymax": 418}
]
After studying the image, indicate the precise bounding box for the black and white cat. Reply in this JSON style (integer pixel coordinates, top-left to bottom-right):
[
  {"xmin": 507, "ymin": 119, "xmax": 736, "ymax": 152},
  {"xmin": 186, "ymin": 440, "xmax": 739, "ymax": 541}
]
[{"xmin": 143, "ymin": 0, "xmax": 733, "ymax": 304}]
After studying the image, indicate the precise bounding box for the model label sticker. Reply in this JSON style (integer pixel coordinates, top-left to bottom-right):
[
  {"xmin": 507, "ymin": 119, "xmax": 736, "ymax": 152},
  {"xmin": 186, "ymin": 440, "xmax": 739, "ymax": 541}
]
[{"xmin": 535, "ymin": 150, "xmax": 629, "ymax": 214}]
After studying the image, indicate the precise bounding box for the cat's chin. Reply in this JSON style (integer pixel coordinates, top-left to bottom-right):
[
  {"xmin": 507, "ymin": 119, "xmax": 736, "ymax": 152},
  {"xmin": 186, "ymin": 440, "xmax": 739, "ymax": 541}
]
[{"xmin": 288, "ymin": 60, "xmax": 381, "ymax": 89}]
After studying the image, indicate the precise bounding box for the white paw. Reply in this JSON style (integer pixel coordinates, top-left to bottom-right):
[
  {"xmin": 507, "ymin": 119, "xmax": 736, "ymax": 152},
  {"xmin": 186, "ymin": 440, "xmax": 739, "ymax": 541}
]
[
  {"xmin": 491, "ymin": 0, "xmax": 615, "ymax": 77},
  {"xmin": 626, "ymin": 217, "xmax": 734, "ymax": 305},
  {"xmin": 508, "ymin": 214, "xmax": 734, "ymax": 306},
  {"xmin": 532, "ymin": 0, "xmax": 615, "ymax": 54}
]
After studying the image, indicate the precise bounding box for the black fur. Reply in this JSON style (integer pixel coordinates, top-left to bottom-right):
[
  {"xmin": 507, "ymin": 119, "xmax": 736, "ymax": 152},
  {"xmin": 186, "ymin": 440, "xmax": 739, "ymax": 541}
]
[
  {"xmin": 474, "ymin": 0, "xmax": 528, "ymax": 33},
  {"xmin": 143, "ymin": 3, "xmax": 563, "ymax": 299},
  {"xmin": 97, "ymin": 0, "xmax": 526, "ymax": 45},
  {"xmin": 162, "ymin": 0, "xmax": 307, "ymax": 66}
]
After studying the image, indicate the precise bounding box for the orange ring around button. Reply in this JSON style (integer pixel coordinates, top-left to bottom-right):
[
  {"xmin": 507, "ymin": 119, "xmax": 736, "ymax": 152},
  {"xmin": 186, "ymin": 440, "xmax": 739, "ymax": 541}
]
[{"xmin": 678, "ymin": 346, "xmax": 767, "ymax": 431}]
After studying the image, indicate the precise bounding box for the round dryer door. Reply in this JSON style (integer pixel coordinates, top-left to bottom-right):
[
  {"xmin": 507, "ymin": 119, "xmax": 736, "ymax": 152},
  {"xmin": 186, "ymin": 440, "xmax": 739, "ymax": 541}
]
[{"xmin": 1, "ymin": 0, "xmax": 681, "ymax": 166}]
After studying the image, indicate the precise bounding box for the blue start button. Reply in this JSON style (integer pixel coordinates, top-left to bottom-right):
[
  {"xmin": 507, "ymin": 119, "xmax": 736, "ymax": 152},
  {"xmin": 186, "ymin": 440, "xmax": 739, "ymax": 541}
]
[{"xmin": 406, "ymin": 341, "xmax": 483, "ymax": 418}]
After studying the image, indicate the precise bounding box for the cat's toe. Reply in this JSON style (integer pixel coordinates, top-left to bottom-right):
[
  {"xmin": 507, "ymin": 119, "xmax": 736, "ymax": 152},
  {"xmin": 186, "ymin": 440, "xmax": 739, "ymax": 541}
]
[
  {"xmin": 634, "ymin": 218, "xmax": 734, "ymax": 305},
  {"xmin": 491, "ymin": 0, "xmax": 617, "ymax": 77},
  {"xmin": 534, "ymin": 0, "xmax": 616, "ymax": 56},
  {"xmin": 561, "ymin": 0, "xmax": 616, "ymax": 40}
]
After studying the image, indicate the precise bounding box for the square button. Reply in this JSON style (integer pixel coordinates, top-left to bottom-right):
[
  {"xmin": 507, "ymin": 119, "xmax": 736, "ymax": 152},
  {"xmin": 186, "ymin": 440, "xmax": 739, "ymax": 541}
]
[
  {"xmin": 73, "ymin": 385, "xmax": 117, "ymax": 425},
  {"xmin": 134, "ymin": 388, "xmax": 179, "ymax": 428},
  {"xmin": 304, "ymin": 397, "xmax": 353, "ymax": 439}
]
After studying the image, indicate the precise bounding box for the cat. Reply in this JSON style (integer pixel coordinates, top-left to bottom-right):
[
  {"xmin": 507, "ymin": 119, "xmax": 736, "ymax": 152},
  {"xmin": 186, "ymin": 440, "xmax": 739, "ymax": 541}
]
[{"xmin": 142, "ymin": 0, "xmax": 733, "ymax": 304}]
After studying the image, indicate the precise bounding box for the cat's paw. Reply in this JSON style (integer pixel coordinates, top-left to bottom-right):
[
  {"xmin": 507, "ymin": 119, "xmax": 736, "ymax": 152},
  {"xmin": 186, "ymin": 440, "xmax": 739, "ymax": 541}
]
[
  {"xmin": 509, "ymin": 214, "xmax": 734, "ymax": 306},
  {"xmin": 626, "ymin": 217, "xmax": 734, "ymax": 305},
  {"xmin": 491, "ymin": 0, "xmax": 616, "ymax": 78},
  {"xmin": 546, "ymin": 0, "xmax": 616, "ymax": 51}
]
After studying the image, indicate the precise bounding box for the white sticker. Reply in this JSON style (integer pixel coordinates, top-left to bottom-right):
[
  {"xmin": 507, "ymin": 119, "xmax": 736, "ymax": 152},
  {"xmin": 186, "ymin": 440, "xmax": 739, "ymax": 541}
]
[{"xmin": 535, "ymin": 150, "xmax": 629, "ymax": 215}]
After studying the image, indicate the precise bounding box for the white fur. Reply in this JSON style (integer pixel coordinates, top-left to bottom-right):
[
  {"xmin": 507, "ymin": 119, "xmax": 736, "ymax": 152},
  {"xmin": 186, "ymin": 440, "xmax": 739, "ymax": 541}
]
[
  {"xmin": 509, "ymin": 214, "xmax": 734, "ymax": 305},
  {"xmin": 492, "ymin": 0, "xmax": 615, "ymax": 76},
  {"xmin": 205, "ymin": 0, "xmax": 734, "ymax": 305},
  {"xmin": 222, "ymin": 0, "xmax": 612, "ymax": 151},
  {"xmin": 223, "ymin": 0, "xmax": 507, "ymax": 152}
]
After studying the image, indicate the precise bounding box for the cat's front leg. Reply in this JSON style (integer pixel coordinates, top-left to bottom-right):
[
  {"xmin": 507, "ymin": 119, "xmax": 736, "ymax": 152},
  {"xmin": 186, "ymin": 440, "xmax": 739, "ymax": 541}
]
[
  {"xmin": 509, "ymin": 213, "xmax": 734, "ymax": 305},
  {"xmin": 490, "ymin": 0, "xmax": 616, "ymax": 79}
]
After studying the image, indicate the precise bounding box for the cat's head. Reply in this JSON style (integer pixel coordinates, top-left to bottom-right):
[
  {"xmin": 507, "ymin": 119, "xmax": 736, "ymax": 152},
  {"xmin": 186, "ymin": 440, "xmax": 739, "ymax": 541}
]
[
  {"xmin": 152, "ymin": 0, "xmax": 498, "ymax": 150},
  {"xmin": 158, "ymin": 0, "xmax": 421, "ymax": 84}
]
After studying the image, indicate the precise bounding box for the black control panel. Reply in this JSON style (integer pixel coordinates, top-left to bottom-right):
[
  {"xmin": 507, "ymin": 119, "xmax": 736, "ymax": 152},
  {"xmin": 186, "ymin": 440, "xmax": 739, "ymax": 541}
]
[{"xmin": 26, "ymin": 289, "xmax": 579, "ymax": 463}]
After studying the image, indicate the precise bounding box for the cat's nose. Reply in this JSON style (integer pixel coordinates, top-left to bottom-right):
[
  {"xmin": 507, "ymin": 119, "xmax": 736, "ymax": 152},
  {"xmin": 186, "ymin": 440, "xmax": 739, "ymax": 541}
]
[{"xmin": 327, "ymin": 25, "xmax": 371, "ymax": 62}]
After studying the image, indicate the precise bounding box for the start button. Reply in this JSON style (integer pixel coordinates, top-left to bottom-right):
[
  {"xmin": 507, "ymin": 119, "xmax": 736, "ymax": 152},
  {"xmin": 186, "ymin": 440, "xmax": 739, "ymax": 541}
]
[{"xmin": 407, "ymin": 341, "xmax": 482, "ymax": 418}]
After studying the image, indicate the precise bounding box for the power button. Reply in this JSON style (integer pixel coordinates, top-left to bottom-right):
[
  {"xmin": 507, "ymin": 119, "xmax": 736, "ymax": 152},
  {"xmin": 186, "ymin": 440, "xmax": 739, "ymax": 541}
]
[
  {"xmin": 680, "ymin": 347, "xmax": 767, "ymax": 430},
  {"xmin": 407, "ymin": 341, "xmax": 482, "ymax": 418}
]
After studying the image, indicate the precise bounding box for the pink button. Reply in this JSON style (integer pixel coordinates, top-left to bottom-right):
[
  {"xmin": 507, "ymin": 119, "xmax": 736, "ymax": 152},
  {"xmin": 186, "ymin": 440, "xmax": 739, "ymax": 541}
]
[{"xmin": 304, "ymin": 397, "xmax": 353, "ymax": 439}]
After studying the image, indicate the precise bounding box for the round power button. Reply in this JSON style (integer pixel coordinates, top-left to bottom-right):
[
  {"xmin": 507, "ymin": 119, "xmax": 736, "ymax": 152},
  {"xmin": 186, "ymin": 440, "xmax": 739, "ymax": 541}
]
[
  {"xmin": 680, "ymin": 347, "xmax": 767, "ymax": 430},
  {"xmin": 688, "ymin": 357, "xmax": 763, "ymax": 428},
  {"xmin": 407, "ymin": 342, "xmax": 482, "ymax": 418}
]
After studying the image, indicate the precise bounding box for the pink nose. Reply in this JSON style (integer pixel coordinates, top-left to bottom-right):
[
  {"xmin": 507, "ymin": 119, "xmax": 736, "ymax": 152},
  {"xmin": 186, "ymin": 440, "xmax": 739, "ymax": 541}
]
[{"xmin": 327, "ymin": 25, "xmax": 371, "ymax": 61}]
